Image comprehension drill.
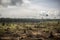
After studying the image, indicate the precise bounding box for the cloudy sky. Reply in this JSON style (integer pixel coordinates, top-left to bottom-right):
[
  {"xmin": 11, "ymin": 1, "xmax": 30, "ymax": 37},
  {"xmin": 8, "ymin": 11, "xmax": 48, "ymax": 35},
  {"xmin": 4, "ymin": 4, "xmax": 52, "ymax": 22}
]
[{"xmin": 0, "ymin": 0, "xmax": 60, "ymax": 19}]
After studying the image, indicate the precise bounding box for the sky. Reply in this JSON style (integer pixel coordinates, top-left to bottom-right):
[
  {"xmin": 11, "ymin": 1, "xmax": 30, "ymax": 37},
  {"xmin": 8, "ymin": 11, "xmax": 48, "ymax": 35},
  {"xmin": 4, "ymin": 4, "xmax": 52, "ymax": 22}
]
[
  {"xmin": 0, "ymin": 0, "xmax": 60, "ymax": 19},
  {"xmin": 31, "ymin": 0, "xmax": 60, "ymax": 8}
]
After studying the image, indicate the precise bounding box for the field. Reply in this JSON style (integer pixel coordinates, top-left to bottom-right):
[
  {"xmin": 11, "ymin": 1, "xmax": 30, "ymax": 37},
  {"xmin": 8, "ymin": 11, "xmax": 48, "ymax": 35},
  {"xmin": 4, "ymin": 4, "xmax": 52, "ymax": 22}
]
[{"xmin": 0, "ymin": 20, "xmax": 60, "ymax": 40}]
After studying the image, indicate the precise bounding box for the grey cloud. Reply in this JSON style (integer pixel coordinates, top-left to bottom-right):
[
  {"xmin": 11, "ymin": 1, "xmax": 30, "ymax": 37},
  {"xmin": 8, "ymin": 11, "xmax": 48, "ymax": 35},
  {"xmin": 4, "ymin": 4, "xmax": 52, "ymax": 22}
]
[
  {"xmin": 11, "ymin": 0, "xmax": 23, "ymax": 5},
  {"xmin": 0, "ymin": 0, "xmax": 23, "ymax": 6},
  {"xmin": 0, "ymin": 0, "xmax": 60, "ymax": 19}
]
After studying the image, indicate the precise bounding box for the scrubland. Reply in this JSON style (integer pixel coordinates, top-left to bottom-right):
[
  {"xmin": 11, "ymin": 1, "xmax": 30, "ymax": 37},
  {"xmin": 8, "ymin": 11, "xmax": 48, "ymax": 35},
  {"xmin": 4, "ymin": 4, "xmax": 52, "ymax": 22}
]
[{"xmin": 0, "ymin": 21, "xmax": 60, "ymax": 40}]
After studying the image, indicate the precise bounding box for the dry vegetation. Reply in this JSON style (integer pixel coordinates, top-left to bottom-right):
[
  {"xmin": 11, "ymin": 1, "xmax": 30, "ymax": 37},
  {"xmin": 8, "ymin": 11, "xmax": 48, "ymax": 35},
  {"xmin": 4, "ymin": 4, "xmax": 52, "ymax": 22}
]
[{"xmin": 0, "ymin": 21, "xmax": 60, "ymax": 40}]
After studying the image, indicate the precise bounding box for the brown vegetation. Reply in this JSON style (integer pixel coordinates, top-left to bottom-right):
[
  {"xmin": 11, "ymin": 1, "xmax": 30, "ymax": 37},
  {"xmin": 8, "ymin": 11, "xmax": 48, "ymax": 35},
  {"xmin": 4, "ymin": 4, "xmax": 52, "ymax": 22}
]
[{"xmin": 0, "ymin": 21, "xmax": 60, "ymax": 40}]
